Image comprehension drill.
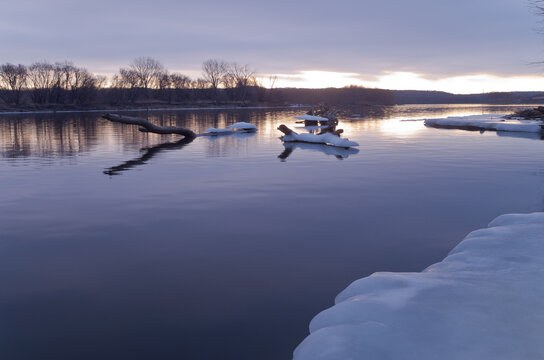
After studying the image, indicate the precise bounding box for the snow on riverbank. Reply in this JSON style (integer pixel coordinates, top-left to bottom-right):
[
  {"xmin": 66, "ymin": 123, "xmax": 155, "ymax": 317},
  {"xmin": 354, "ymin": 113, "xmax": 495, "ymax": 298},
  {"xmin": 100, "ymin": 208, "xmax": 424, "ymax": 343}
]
[
  {"xmin": 294, "ymin": 212, "xmax": 544, "ymax": 360},
  {"xmin": 425, "ymin": 114, "xmax": 544, "ymax": 133}
]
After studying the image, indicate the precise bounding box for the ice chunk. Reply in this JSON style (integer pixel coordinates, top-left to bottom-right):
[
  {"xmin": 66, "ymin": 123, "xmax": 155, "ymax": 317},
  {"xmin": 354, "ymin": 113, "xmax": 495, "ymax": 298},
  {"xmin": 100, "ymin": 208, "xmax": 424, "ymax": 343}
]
[
  {"xmin": 424, "ymin": 114, "xmax": 544, "ymax": 133},
  {"xmin": 295, "ymin": 115, "xmax": 329, "ymax": 121},
  {"xmin": 294, "ymin": 212, "xmax": 544, "ymax": 360},
  {"xmin": 281, "ymin": 131, "xmax": 359, "ymax": 148},
  {"xmin": 226, "ymin": 122, "xmax": 257, "ymax": 130}
]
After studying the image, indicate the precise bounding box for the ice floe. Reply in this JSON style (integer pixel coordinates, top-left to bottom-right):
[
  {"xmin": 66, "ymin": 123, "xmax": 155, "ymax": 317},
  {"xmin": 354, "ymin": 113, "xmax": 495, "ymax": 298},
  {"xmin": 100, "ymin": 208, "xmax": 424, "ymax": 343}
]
[
  {"xmin": 294, "ymin": 212, "xmax": 544, "ymax": 360},
  {"xmin": 281, "ymin": 131, "xmax": 359, "ymax": 148},
  {"xmin": 201, "ymin": 122, "xmax": 257, "ymax": 136},
  {"xmin": 424, "ymin": 114, "xmax": 544, "ymax": 133},
  {"xmin": 227, "ymin": 122, "xmax": 258, "ymax": 131},
  {"xmin": 295, "ymin": 115, "xmax": 329, "ymax": 121}
]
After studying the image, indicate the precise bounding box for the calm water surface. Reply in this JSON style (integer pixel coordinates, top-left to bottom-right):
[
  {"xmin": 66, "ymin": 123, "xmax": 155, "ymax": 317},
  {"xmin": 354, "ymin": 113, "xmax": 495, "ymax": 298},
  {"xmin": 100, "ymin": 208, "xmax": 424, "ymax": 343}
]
[{"xmin": 1, "ymin": 105, "xmax": 543, "ymax": 360}]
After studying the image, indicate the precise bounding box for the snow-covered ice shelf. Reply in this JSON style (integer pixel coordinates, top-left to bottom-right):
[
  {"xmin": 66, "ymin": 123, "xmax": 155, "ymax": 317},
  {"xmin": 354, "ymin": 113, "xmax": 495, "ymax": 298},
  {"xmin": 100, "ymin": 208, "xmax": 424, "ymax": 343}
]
[
  {"xmin": 294, "ymin": 212, "xmax": 544, "ymax": 360},
  {"xmin": 201, "ymin": 122, "xmax": 257, "ymax": 136},
  {"xmin": 425, "ymin": 114, "xmax": 544, "ymax": 133}
]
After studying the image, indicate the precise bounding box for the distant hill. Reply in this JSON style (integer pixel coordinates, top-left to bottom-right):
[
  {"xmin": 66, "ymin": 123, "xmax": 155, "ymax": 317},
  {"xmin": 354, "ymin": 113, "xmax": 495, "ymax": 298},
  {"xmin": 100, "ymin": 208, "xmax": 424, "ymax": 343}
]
[
  {"xmin": 272, "ymin": 88, "xmax": 544, "ymax": 106},
  {"xmin": 274, "ymin": 87, "xmax": 395, "ymax": 105},
  {"xmin": 393, "ymin": 90, "xmax": 544, "ymax": 104}
]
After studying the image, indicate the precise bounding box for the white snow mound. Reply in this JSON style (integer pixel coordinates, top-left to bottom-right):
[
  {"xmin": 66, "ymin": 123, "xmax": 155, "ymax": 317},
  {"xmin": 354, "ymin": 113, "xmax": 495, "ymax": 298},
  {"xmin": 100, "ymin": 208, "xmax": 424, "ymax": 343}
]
[
  {"xmin": 282, "ymin": 131, "xmax": 359, "ymax": 147},
  {"xmin": 203, "ymin": 127, "xmax": 235, "ymax": 135},
  {"xmin": 425, "ymin": 114, "xmax": 543, "ymax": 133},
  {"xmin": 226, "ymin": 122, "xmax": 257, "ymax": 130},
  {"xmin": 294, "ymin": 212, "xmax": 544, "ymax": 360}
]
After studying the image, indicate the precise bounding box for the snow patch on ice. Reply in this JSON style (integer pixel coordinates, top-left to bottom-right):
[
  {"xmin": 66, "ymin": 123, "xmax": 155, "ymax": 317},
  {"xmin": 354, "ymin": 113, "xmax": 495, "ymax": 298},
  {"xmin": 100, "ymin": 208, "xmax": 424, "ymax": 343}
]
[
  {"xmin": 227, "ymin": 122, "xmax": 257, "ymax": 130},
  {"xmin": 424, "ymin": 114, "xmax": 544, "ymax": 133},
  {"xmin": 201, "ymin": 122, "xmax": 257, "ymax": 136},
  {"xmin": 294, "ymin": 212, "xmax": 544, "ymax": 360},
  {"xmin": 295, "ymin": 115, "xmax": 329, "ymax": 121},
  {"xmin": 281, "ymin": 131, "xmax": 359, "ymax": 147}
]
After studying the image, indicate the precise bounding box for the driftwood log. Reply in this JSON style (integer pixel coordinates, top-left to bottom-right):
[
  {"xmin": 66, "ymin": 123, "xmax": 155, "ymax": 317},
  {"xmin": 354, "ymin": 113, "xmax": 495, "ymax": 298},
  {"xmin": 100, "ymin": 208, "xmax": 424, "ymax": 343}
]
[
  {"xmin": 102, "ymin": 113, "xmax": 196, "ymax": 139},
  {"xmin": 278, "ymin": 124, "xmax": 294, "ymax": 135},
  {"xmin": 278, "ymin": 124, "xmax": 343, "ymax": 137}
]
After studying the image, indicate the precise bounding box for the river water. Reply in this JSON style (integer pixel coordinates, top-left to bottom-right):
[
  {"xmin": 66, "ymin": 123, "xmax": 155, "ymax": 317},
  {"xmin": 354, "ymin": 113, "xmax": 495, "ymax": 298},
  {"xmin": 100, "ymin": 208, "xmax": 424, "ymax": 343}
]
[{"xmin": 1, "ymin": 104, "xmax": 543, "ymax": 360}]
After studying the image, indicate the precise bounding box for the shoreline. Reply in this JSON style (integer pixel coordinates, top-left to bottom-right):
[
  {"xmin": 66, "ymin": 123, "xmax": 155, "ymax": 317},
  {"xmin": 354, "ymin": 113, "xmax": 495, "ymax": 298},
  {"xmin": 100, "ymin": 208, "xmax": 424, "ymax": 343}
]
[
  {"xmin": 0, "ymin": 103, "xmax": 542, "ymax": 116},
  {"xmin": 0, "ymin": 104, "xmax": 307, "ymax": 116},
  {"xmin": 294, "ymin": 212, "xmax": 544, "ymax": 360}
]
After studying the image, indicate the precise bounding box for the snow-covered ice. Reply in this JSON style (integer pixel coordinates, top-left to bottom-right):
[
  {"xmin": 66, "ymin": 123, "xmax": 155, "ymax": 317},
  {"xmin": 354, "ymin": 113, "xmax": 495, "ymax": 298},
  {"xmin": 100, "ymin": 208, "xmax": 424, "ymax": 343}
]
[
  {"xmin": 425, "ymin": 114, "xmax": 544, "ymax": 133},
  {"xmin": 281, "ymin": 131, "xmax": 359, "ymax": 148},
  {"xmin": 201, "ymin": 122, "xmax": 257, "ymax": 136},
  {"xmin": 295, "ymin": 114, "xmax": 329, "ymax": 121},
  {"xmin": 294, "ymin": 212, "xmax": 544, "ymax": 360},
  {"xmin": 227, "ymin": 122, "xmax": 258, "ymax": 131}
]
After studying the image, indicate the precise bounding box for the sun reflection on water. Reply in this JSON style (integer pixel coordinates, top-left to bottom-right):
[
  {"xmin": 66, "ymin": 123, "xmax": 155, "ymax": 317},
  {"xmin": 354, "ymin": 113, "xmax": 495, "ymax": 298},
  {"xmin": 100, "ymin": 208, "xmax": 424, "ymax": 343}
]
[{"xmin": 379, "ymin": 118, "xmax": 425, "ymax": 137}]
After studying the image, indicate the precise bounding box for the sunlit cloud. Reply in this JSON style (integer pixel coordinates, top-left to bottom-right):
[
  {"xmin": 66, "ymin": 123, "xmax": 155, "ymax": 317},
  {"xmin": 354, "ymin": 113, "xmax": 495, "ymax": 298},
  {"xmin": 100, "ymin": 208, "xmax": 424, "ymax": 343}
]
[{"xmin": 265, "ymin": 70, "xmax": 544, "ymax": 94}]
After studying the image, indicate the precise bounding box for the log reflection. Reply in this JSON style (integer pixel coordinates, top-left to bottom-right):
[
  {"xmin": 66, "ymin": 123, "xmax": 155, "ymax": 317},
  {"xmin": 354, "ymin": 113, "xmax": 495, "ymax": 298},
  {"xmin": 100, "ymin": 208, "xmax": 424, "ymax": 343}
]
[{"xmin": 104, "ymin": 137, "xmax": 194, "ymax": 176}]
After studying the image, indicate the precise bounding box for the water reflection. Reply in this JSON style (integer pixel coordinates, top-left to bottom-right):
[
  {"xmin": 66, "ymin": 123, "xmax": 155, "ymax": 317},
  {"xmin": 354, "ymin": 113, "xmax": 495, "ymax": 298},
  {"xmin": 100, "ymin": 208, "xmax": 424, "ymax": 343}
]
[
  {"xmin": 278, "ymin": 142, "xmax": 360, "ymax": 161},
  {"xmin": 104, "ymin": 137, "xmax": 195, "ymax": 176},
  {"xmin": 1, "ymin": 105, "xmax": 541, "ymax": 161},
  {"xmin": 0, "ymin": 115, "xmax": 100, "ymax": 158},
  {"xmin": 379, "ymin": 119, "xmax": 424, "ymax": 137},
  {"xmin": 496, "ymin": 131, "xmax": 544, "ymax": 140}
]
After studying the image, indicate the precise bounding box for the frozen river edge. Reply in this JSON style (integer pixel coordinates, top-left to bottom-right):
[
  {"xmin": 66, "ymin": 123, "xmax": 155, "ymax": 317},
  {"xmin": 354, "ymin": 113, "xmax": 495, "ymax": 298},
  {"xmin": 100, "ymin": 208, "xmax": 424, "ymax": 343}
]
[{"xmin": 294, "ymin": 213, "xmax": 544, "ymax": 360}]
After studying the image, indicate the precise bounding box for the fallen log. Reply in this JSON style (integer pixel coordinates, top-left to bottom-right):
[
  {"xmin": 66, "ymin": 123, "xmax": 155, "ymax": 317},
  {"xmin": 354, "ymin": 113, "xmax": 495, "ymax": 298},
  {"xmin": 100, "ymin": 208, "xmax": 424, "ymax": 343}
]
[
  {"xmin": 102, "ymin": 113, "xmax": 196, "ymax": 139},
  {"xmin": 278, "ymin": 124, "xmax": 294, "ymax": 135}
]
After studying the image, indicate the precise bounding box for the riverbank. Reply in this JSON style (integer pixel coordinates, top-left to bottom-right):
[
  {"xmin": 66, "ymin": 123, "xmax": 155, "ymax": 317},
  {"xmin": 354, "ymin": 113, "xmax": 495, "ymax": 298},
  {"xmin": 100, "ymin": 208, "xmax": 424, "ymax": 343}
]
[
  {"xmin": 0, "ymin": 103, "xmax": 305, "ymax": 115},
  {"xmin": 294, "ymin": 212, "xmax": 544, "ymax": 360}
]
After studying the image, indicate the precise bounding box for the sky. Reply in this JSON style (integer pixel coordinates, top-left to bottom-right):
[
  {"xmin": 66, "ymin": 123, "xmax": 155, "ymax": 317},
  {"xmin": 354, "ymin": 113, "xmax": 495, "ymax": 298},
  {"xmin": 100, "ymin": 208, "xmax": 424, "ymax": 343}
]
[{"xmin": 2, "ymin": 0, "xmax": 544, "ymax": 93}]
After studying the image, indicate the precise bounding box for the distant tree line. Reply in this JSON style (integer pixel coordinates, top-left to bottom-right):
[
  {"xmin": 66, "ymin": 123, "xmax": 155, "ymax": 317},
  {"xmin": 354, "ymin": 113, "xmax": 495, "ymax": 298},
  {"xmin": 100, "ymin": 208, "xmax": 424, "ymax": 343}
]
[
  {"xmin": 0, "ymin": 61, "xmax": 105, "ymax": 106},
  {"xmin": 0, "ymin": 57, "xmax": 395, "ymax": 108}
]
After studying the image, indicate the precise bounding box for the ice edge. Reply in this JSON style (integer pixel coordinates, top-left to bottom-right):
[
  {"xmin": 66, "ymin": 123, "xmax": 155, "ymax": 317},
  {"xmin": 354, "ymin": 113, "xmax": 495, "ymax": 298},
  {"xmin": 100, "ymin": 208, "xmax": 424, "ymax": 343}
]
[{"xmin": 294, "ymin": 212, "xmax": 544, "ymax": 360}]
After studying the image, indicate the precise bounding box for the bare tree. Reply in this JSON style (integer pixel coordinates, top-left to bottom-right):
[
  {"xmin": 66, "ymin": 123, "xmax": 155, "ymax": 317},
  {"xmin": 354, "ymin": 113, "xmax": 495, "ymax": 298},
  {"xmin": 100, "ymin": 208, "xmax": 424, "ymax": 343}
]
[
  {"xmin": 50, "ymin": 61, "xmax": 76, "ymax": 103},
  {"xmin": 129, "ymin": 57, "xmax": 164, "ymax": 89},
  {"xmin": 116, "ymin": 67, "xmax": 140, "ymax": 102},
  {"xmin": 169, "ymin": 72, "xmax": 191, "ymax": 102},
  {"xmin": 268, "ymin": 75, "xmax": 278, "ymax": 89},
  {"xmin": 27, "ymin": 61, "xmax": 55, "ymax": 104},
  {"xmin": 70, "ymin": 67, "xmax": 101, "ymax": 104},
  {"xmin": 155, "ymin": 69, "xmax": 171, "ymax": 101},
  {"xmin": 202, "ymin": 59, "xmax": 227, "ymax": 103},
  {"xmin": 170, "ymin": 73, "xmax": 191, "ymax": 89},
  {"xmin": 117, "ymin": 68, "xmax": 139, "ymax": 88},
  {"xmin": 0, "ymin": 63, "xmax": 28, "ymax": 105},
  {"xmin": 224, "ymin": 62, "xmax": 257, "ymax": 103},
  {"xmin": 154, "ymin": 70, "xmax": 170, "ymax": 91}
]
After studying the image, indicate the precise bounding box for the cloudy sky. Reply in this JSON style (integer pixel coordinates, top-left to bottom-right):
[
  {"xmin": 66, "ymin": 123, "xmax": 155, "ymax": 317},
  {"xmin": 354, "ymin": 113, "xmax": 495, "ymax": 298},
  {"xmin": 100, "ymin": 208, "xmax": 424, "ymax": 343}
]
[{"xmin": 2, "ymin": 0, "xmax": 544, "ymax": 93}]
